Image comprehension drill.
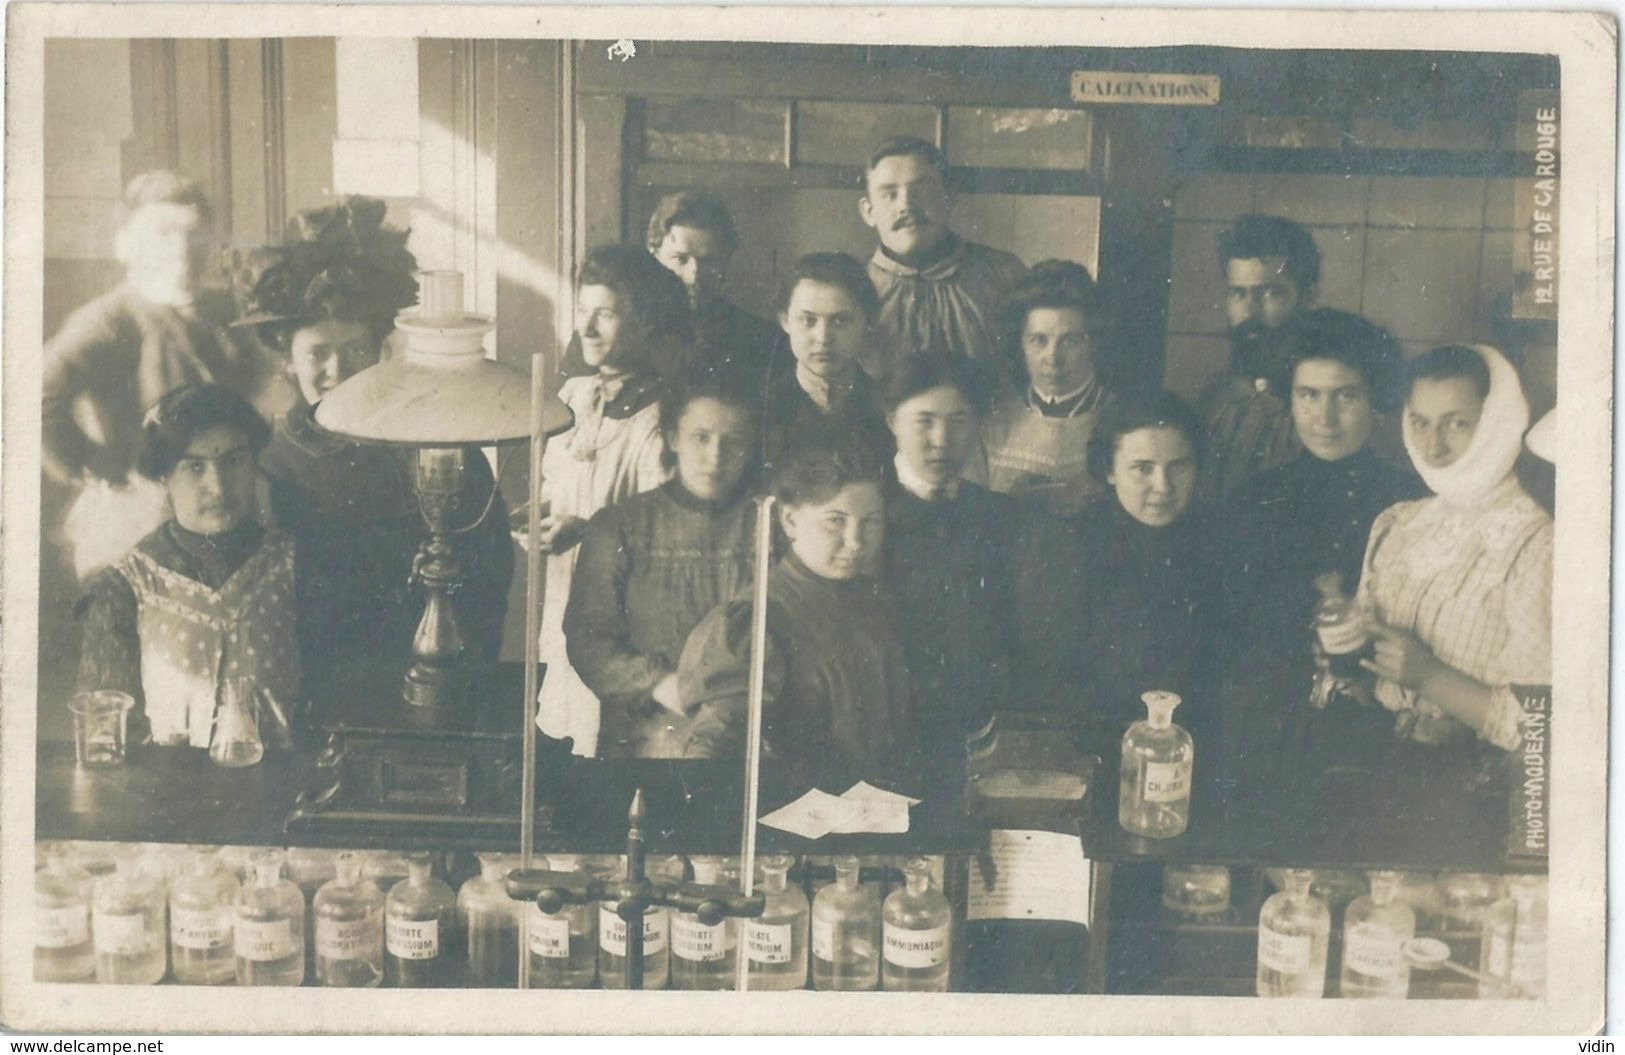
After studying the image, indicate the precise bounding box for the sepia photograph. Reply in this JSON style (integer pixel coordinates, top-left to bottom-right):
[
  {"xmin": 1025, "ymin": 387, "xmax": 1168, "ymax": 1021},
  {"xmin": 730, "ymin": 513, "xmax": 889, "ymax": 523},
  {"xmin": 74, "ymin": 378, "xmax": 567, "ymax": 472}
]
[{"xmin": 0, "ymin": 5, "xmax": 1613, "ymax": 1036}]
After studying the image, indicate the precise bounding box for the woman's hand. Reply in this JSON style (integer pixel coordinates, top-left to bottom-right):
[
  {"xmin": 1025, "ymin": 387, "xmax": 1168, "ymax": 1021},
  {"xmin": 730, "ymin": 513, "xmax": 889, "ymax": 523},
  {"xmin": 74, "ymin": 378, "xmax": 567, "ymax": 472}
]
[
  {"xmin": 536, "ymin": 514, "xmax": 587, "ymax": 554},
  {"xmin": 1360, "ymin": 622, "xmax": 1444, "ymax": 691},
  {"xmin": 651, "ymin": 672, "xmax": 685, "ymax": 715}
]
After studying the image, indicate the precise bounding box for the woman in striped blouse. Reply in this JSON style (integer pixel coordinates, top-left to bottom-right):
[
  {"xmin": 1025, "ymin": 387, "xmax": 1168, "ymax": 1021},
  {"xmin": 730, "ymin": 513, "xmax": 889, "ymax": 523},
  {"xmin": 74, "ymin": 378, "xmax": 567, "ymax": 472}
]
[{"xmin": 1356, "ymin": 344, "xmax": 1553, "ymax": 751}]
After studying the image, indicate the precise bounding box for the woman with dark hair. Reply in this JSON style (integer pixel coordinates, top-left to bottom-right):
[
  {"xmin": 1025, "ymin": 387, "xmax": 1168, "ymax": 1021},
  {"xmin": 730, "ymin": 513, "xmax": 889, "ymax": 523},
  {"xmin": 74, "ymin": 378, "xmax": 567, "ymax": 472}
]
[
  {"xmin": 676, "ymin": 428, "xmax": 914, "ymax": 789},
  {"xmin": 74, "ymin": 383, "xmax": 298, "ymax": 749},
  {"xmin": 242, "ymin": 197, "xmax": 513, "ymax": 710},
  {"xmin": 972, "ymin": 259, "xmax": 1117, "ymax": 518},
  {"xmin": 535, "ymin": 244, "xmax": 691, "ymax": 755},
  {"xmin": 563, "ymin": 370, "xmax": 760, "ymax": 758},
  {"xmin": 1355, "ymin": 344, "xmax": 1552, "ymax": 751},
  {"xmin": 1011, "ymin": 392, "xmax": 1214, "ymax": 750}
]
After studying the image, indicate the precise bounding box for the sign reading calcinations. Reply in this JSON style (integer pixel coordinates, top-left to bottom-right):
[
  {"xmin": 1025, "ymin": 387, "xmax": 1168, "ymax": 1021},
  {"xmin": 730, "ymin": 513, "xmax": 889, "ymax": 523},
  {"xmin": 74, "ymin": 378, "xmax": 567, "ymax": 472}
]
[{"xmin": 1070, "ymin": 71, "xmax": 1220, "ymax": 106}]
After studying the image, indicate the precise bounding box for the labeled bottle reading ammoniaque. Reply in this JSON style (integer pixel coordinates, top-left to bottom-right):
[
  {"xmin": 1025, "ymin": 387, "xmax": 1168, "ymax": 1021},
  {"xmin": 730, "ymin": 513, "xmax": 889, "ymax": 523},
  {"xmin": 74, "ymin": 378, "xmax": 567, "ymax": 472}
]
[
  {"xmin": 314, "ymin": 850, "xmax": 384, "ymax": 987},
  {"xmin": 93, "ymin": 849, "xmax": 168, "ymax": 984},
  {"xmin": 1339, "ymin": 870, "xmax": 1416, "ymax": 999},
  {"xmin": 35, "ymin": 842, "xmax": 95, "ymax": 982},
  {"xmin": 746, "ymin": 854, "xmax": 809, "ymax": 990},
  {"xmin": 882, "ymin": 858, "xmax": 951, "ymax": 992},
  {"xmin": 1256, "ymin": 868, "xmax": 1331, "ymax": 998},
  {"xmin": 671, "ymin": 856, "xmax": 738, "ymax": 991},
  {"xmin": 385, "ymin": 852, "xmax": 457, "ymax": 987},
  {"xmin": 1119, "ymin": 691, "xmax": 1194, "ymax": 839},
  {"xmin": 235, "ymin": 849, "xmax": 304, "ymax": 986},
  {"xmin": 530, "ymin": 854, "xmax": 597, "ymax": 989},
  {"xmin": 459, "ymin": 853, "xmax": 519, "ymax": 986},
  {"xmin": 599, "ymin": 855, "xmax": 676, "ymax": 990},
  {"xmin": 1312, "ymin": 572, "xmax": 1370, "ymax": 681},
  {"xmin": 168, "ymin": 846, "xmax": 240, "ymax": 985},
  {"xmin": 812, "ymin": 855, "xmax": 881, "ymax": 991}
]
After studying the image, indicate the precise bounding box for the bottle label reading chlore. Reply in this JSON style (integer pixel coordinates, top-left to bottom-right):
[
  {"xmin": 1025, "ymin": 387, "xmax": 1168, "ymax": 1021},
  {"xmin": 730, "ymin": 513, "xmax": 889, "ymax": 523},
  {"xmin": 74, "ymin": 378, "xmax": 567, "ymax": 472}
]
[
  {"xmin": 1343, "ymin": 922, "xmax": 1404, "ymax": 978},
  {"xmin": 235, "ymin": 917, "xmax": 293, "ymax": 961},
  {"xmin": 1257, "ymin": 925, "xmax": 1313, "ymax": 974},
  {"xmin": 1142, "ymin": 760, "xmax": 1192, "ymax": 804},
  {"xmin": 527, "ymin": 907, "xmax": 570, "ymax": 959},
  {"xmin": 171, "ymin": 906, "xmax": 232, "ymax": 950},
  {"xmin": 386, "ymin": 916, "xmax": 440, "ymax": 960},
  {"xmin": 599, "ymin": 906, "xmax": 666, "ymax": 957},
  {"xmin": 812, "ymin": 920, "xmax": 834, "ymax": 963},
  {"xmin": 672, "ymin": 916, "xmax": 727, "ymax": 963},
  {"xmin": 883, "ymin": 923, "xmax": 948, "ymax": 968},
  {"xmin": 92, "ymin": 909, "xmax": 149, "ymax": 955},
  {"xmin": 745, "ymin": 921, "xmax": 793, "ymax": 965},
  {"xmin": 316, "ymin": 917, "xmax": 378, "ymax": 961},
  {"xmin": 36, "ymin": 904, "xmax": 89, "ymax": 948}
]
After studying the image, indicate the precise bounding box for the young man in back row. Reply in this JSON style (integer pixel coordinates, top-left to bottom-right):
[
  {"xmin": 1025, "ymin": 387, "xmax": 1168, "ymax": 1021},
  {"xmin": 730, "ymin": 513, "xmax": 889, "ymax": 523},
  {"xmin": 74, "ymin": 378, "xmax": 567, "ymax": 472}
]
[{"xmin": 861, "ymin": 136, "xmax": 1027, "ymax": 378}]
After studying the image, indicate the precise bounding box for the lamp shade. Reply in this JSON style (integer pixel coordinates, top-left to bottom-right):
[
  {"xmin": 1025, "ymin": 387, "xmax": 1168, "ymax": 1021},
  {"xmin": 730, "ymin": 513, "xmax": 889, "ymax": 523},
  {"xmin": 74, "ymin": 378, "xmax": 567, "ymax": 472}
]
[{"xmin": 316, "ymin": 309, "xmax": 572, "ymax": 445}]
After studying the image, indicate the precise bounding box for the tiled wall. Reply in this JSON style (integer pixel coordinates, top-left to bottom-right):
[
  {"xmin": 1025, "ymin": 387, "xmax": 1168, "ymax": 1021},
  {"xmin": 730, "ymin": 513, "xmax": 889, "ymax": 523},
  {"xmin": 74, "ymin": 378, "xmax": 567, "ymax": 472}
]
[{"xmin": 1163, "ymin": 170, "xmax": 1520, "ymax": 408}]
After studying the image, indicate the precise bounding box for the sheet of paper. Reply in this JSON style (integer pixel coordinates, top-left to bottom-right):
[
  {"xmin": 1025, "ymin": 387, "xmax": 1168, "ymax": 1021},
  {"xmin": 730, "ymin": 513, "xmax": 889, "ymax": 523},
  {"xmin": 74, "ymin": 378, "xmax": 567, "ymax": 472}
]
[
  {"xmin": 842, "ymin": 780, "xmax": 923, "ymax": 807},
  {"xmin": 841, "ymin": 796, "xmax": 911, "ymax": 834},
  {"xmin": 966, "ymin": 829, "xmax": 1092, "ymax": 926},
  {"xmin": 759, "ymin": 789, "xmax": 862, "ymax": 839}
]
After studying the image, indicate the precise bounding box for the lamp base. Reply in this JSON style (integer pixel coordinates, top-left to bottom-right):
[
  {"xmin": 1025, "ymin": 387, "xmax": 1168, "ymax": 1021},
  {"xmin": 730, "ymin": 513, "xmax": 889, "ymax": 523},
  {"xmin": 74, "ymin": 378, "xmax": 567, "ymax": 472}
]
[{"xmin": 403, "ymin": 660, "xmax": 470, "ymax": 708}]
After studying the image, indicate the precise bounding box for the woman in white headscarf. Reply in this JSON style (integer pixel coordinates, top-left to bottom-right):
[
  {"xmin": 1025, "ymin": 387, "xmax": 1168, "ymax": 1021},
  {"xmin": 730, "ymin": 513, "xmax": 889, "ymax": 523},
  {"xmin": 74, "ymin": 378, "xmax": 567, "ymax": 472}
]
[{"xmin": 1355, "ymin": 344, "xmax": 1553, "ymax": 751}]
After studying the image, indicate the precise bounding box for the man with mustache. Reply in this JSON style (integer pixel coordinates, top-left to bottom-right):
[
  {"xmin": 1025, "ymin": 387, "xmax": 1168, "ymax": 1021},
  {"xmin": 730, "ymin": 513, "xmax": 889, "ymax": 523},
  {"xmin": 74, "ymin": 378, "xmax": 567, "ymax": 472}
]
[
  {"xmin": 1197, "ymin": 214, "xmax": 1322, "ymax": 505},
  {"xmin": 861, "ymin": 136, "xmax": 1027, "ymax": 378}
]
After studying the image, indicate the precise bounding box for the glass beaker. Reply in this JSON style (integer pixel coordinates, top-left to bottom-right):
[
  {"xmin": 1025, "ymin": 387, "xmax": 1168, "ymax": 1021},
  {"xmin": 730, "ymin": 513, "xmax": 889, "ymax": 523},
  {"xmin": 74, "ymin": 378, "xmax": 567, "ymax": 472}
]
[
  {"xmin": 209, "ymin": 678, "xmax": 264, "ymax": 768},
  {"xmin": 69, "ymin": 691, "xmax": 133, "ymax": 767}
]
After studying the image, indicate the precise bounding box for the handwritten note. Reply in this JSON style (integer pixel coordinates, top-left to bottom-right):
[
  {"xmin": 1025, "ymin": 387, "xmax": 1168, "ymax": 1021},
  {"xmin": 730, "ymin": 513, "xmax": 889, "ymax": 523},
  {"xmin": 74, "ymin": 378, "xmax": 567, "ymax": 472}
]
[{"xmin": 966, "ymin": 829, "xmax": 1092, "ymax": 926}]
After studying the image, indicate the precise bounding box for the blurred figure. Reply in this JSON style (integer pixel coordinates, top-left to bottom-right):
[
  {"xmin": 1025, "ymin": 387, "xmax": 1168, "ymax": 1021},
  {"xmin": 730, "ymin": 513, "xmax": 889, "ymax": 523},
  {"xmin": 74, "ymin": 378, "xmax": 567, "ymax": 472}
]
[
  {"xmin": 861, "ymin": 136, "xmax": 1026, "ymax": 377},
  {"xmin": 43, "ymin": 171, "xmax": 266, "ymax": 579}
]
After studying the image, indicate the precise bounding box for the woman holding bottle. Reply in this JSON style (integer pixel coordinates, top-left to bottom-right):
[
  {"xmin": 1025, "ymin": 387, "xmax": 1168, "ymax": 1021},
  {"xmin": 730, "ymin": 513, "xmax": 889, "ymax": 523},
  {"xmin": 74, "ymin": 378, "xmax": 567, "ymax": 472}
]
[
  {"xmin": 1355, "ymin": 344, "xmax": 1552, "ymax": 751},
  {"xmin": 563, "ymin": 370, "xmax": 760, "ymax": 758},
  {"xmin": 534, "ymin": 244, "xmax": 693, "ymax": 757}
]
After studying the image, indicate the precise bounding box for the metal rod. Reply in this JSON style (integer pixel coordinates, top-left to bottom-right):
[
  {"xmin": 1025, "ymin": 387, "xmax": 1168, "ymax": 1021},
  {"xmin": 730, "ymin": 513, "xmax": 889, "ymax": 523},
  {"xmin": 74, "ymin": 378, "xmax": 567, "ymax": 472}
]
[{"xmin": 734, "ymin": 495, "xmax": 775, "ymax": 993}]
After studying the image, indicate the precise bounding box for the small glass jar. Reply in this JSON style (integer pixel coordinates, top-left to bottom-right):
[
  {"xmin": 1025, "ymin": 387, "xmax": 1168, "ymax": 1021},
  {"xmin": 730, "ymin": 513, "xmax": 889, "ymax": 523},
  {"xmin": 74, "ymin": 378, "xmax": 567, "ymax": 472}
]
[
  {"xmin": 1339, "ymin": 871, "xmax": 1415, "ymax": 999},
  {"xmin": 670, "ymin": 856, "xmax": 738, "ymax": 991},
  {"xmin": 599, "ymin": 855, "xmax": 677, "ymax": 990},
  {"xmin": 812, "ymin": 855, "xmax": 880, "ymax": 991},
  {"xmin": 530, "ymin": 854, "xmax": 597, "ymax": 989},
  {"xmin": 1256, "ymin": 868, "xmax": 1330, "ymax": 998},
  {"xmin": 1118, "ymin": 691, "xmax": 1194, "ymax": 839},
  {"xmin": 385, "ymin": 853, "xmax": 458, "ymax": 987},
  {"xmin": 234, "ymin": 849, "xmax": 304, "ymax": 986},
  {"xmin": 460, "ymin": 853, "xmax": 520, "ymax": 987},
  {"xmin": 881, "ymin": 857, "xmax": 951, "ymax": 992},
  {"xmin": 35, "ymin": 842, "xmax": 95, "ymax": 982},
  {"xmin": 168, "ymin": 846, "xmax": 239, "ymax": 985},
  {"xmin": 93, "ymin": 850, "xmax": 168, "ymax": 984},
  {"xmin": 314, "ymin": 851, "xmax": 384, "ymax": 987}
]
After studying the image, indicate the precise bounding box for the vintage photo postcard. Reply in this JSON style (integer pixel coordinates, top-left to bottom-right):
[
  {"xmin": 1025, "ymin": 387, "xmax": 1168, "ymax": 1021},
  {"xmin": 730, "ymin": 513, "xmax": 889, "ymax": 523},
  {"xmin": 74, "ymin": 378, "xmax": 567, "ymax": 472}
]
[{"xmin": 1, "ymin": 4, "xmax": 1613, "ymax": 1036}]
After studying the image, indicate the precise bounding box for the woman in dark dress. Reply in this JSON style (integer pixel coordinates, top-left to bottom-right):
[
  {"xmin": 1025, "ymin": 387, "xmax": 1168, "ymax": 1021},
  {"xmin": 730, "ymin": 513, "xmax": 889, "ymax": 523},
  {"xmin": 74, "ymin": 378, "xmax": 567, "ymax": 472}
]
[
  {"xmin": 1012, "ymin": 392, "xmax": 1213, "ymax": 753},
  {"xmin": 564, "ymin": 371, "xmax": 760, "ymax": 758},
  {"xmin": 240, "ymin": 198, "xmax": 513, "ymax": 714}
]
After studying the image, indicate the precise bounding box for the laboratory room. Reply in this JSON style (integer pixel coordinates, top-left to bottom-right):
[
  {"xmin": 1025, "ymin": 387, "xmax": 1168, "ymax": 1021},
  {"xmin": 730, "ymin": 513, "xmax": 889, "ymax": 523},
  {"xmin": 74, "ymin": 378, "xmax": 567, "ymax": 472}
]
[{"xmin": 33, "ymin": 38, "xmax": 1554, "ymax": 999}]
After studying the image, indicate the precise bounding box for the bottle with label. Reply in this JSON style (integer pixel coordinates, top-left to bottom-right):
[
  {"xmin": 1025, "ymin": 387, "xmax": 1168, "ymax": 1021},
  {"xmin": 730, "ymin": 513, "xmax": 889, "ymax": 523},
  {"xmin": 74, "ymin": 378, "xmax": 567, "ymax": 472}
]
[
  {"xmin": 285, "ymin": 846, "xmax": 335, "ymax": 978},
  {"xmin": 459, "ymin": 853, "xmax": 519, "ymax": 987},
  {"xmin": 1339, "ymin": 870, "xmax": 1415, "ymax": 998},
  {"xmin": 746, "ymin": 853, "xmax": 808, "ymax": 990},
  {"xmin": 1118, "ymin": 690, "xmax": 1194, "ymax": 839},
  {"xmin": 385, "ymin": 852, "xmax": 457, "ymax": 987},
  {"xmin": 92, "ymin": 850, "xmax": 168, "ymax": 984},
  {"xmin": 1256, "ymin": 868, "xmax": 1330, "ymax": 997},
  {"xmin": 599, "ymin": 855, "xmax": 678, "ymax": 989},
  {"xmin": 1312, "ymin": 572, "xmax": 1370, "ymax": 681},
  {"xmin": 35, "ymin": 842, "xmax": 95, "ymax": 982},
  {"xmin": 234, "ymin": 849, "xmax": 304, "ymax": 985},
  {"xmin": 530, "ymin": 854, "xmax": 598, "ymax": 989},
  {"xmin": 812, "ymin": 855, "xmax": 880, "ymax": 991},
  {"xmin": 671, "ymin": 856, "xmax": 738, "ymax": 991},
  {"xmin": 168, "ymin": 846, "xmax": 239, "ymax": 985},
  {"xmin": 1162, "ymin": 864, "xmax": 1232, "ymax": 923},
  {"xmin": 882, "ymin": 857, "xmax": 951, "ymax": 992},
  {"xmin": 314, "ymin": 850, "xmax": 384, "ymax": 987}
]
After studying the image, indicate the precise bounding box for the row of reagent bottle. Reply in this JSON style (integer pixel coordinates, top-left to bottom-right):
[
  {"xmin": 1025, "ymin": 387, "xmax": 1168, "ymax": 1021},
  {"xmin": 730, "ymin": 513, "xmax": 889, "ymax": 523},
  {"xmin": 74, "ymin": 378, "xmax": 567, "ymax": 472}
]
[{"xmin": 1256, "ymin": 869, "xmax": 1416, "ymax": 998}]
